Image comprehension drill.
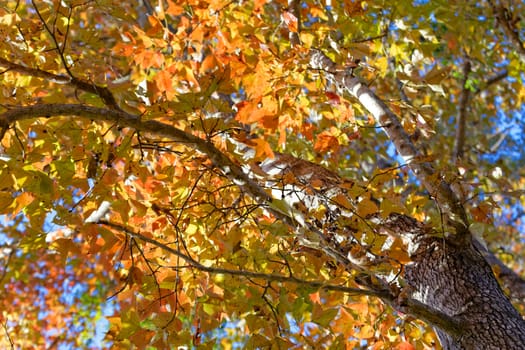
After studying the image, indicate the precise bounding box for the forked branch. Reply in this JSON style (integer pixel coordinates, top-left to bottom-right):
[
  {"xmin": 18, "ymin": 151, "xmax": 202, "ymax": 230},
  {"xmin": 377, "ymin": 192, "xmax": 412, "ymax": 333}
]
[{"xmin": 309, "ymin": 50, "xmax": 470, "ymax": 235}]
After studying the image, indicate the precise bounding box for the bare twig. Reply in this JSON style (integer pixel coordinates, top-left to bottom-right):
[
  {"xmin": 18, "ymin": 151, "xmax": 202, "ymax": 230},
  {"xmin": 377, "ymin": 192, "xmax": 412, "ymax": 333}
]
[
  {"xmin": 474, "ymin": 69, "xmax": 508, "ymax": 94},
  {"xmin": 1, "ymin": 320, "xmax": 14, "ymax": 350},
  {"xmin": 31, "ymin": 0, "xmax": 75, "ymax": 78},
  {"xmin": 381, "ymin": 22, "xmax": 409, "ymax": 103},
  {"xmin": 352, "ymin": 32, "xmax": 388, "ymax": 44}
]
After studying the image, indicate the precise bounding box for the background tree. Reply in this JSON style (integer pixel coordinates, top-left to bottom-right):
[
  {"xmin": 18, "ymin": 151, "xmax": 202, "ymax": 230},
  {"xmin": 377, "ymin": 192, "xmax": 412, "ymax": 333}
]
[{"xmin": 0, "ymin": 0, "xmax": 525, "ymax": 348}]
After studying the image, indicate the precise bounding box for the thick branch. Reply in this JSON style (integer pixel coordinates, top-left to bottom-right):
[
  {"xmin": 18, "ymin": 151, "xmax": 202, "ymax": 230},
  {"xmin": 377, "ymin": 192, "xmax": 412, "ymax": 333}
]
[
  {"xmin": 0, "ymin": 103, "xmax": 270, "ymax": 200},
  {"xmin": 453, "ymin": 59, "xmax": 471, "ymax": 161},
  {"xmin": 102, "ymin": 218, "xmax": 465, "ymax": 333},
  {"xmin": 309, "ymin": 50, "xmax": 469, "ymax": 235},
  {"xmin": 0, "ymin": 103, "xmax": 357, "ymax": 271},
  {"xmin": 4, "ymin": 103, "xmax": 525, "ymax": 338},
  {"xmin": 0, "ymin": 57, "xmax": 120, "ymax": 109},
  {"xmin": 475, "ymin": 240, "xmax": 525, "ymax": 300}
]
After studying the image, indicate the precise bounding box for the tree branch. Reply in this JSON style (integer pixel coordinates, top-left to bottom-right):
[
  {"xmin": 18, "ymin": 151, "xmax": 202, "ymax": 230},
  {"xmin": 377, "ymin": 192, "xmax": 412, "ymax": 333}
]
[
  {"xmin": 309, "ymin": 50, "xmax": 470, "ymax": 236},
  {"xmin": 453, "ymin": 59, "xmax": 471, "ymax": 161},
  {"xmin": 474, "ymin": 239, "xmax": 525, "ymax": 300},
  {"xmin": 97, "ymin": 220, "xmax": 384, "ymax": 298},
  {"xmin": 489, "ymin": 0, "xmax": 525, "ymax": 62},
  {"xmin": 0, "ymin": 57, "xmax": 70, "ymax": 83},
  {"xmin": 482, "ymin": 69, "xmax": 509, "ymax": 89},
  {"xmin": 381, "ymin": 20, "xmax": 409, "ymax": 103},
  {"xmin": 31, "ymin": 0, "xmax": 75, "ymax": 78},
  {"xmin": 0, "ymin": 103, "xmax": 358, "ymax": 271},
  {"xmin": 287, "ymin": 0, "xmax": 301, "ymax": 47},
  {"xmin": 3, "ymin": 102, "xmax": 525, "ymax": 333},
  {"xmin": 104, "ymin": 217, "xmax": 467, "ymax": 333},
  {"xmin": 0, "ymin": 57, "xmax": 121, "ymax": 110}
]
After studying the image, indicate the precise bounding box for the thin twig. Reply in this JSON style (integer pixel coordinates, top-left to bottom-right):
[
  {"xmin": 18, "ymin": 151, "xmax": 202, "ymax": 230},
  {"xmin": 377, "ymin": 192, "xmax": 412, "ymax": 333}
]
[
  {"xmin": 31, "ymin": 0, "xmax": 75, "ymax": 78},
  {"xmin": 2, "ymin": 320, "xmax": 14, "ymax": 350},
  {"xmin": 97, "ymin": 220, "xmax": 386, "ymax": 298}
]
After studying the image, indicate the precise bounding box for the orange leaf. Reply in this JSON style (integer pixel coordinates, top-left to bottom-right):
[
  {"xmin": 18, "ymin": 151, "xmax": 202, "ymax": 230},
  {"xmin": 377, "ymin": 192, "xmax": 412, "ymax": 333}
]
[
  {"xmin": 471, "ymin": 202, "xmax": 493, "ymax": 224},
  {"xmin": 235, "ymin": 97, "xmax": 277, "ymax": 127},
  {"xmin": 112, "ymin": 42, "xmax": 135, "ymax": 57},
  {"xmin": 309, "ymin": 291, "xmax": 321, "ymax": 304},
  {"xmin": 282, "ymin": 11, "xmax": 298, "ymax": 32},
  {"xmin": 397, "ymin": 342, "xmax": 415, "ymax": 350},
  {"xmin": 325, "ymin": 91, "xmax": 341, "ymax": 105},
  {"xmin": 166, "ymin": 0, "xmax": 184, "ymax": 15},
  {"xmin": 200, "ymin": 54, "xmax": 219, "ymax": 74},
  {"xmin": 183, "ymin": 66, "xmax": 200, "ymax": 90},
  {"xmin": 134, "ymin": 50, "xmax": 164, "ymax": 69},
  {"xmin": 253, "ymin": 138, "xmax": 274, "ymax": 159},
  {"xmin": 333, "ymin": 307, "xmax": 355, "ymax": 337},
  {"xmin": 155, "ymin": 70, "xmax": 175, "ymax": 99},
  {"xmin": 301, "ymin": 123, "xmax": 315, "ymax": 140},
  {"xmin": 314, "ymin": 130, "xmax": 340, "ymax": 153},
  {"xmin": 13, "ymin": 192, "xmax": 35, "ymax": 216}
]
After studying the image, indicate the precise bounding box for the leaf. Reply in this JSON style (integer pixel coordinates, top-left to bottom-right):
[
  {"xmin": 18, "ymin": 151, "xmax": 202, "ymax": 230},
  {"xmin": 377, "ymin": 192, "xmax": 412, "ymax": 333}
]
[
  {"xmin": 314, "ymin": 130, "xmax": 340, "ymax": 153},
  {"xmin": 166, "ymin": 0, "xmax": 184, "ymax": 15},
  {"xmin": 423, "ymin": 65, "xmax": 451, "ymax": 84},
  {"xmin": 252, "ymin": 138, "xmax": 274, "ymax": 159},
  {"xmin": 357, "ymin": 198, "xmax": 378, "ymax": 217},
  {"xmin": 312, "ymin": 306, "xmax": 339, "ymax": 327},
  {"xmin": 13, "ymin": 192, "xmax": 35, "ymax": 217},
  {"xmin": 282, "ymin": 11, "xmax": 298, "ymax": 32}
]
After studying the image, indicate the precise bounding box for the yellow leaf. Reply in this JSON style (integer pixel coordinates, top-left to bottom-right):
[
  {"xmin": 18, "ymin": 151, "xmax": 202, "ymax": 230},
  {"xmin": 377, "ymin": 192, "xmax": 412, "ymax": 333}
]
[
  {"xmin": 357, "ymin": 198, "xmax": 378, "ymax": 217},
  {"xmin": 359, "ymin": 324, "xmax": 375, "ymax": 338},
  {"xmin": 13, "ymin": 192, "xmax": 35, "ymax": 216}
]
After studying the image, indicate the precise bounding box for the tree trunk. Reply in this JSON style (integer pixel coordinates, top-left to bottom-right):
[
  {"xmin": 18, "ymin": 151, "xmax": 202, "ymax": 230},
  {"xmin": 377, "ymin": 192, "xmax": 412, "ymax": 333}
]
[{"xmin": 404, "ymin": 228, "xmax": 525, "ymax": 349}]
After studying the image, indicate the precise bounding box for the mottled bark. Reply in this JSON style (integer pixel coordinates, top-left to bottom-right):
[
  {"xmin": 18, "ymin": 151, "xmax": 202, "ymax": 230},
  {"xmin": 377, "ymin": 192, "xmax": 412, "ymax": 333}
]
[{"xmin": 396, "ymin": 216, "xmax": 525, "ymax": 349}]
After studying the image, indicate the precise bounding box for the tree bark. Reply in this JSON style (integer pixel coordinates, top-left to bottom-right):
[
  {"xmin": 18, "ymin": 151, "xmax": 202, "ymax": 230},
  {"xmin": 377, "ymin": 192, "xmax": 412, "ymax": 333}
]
[{"xmin": 393, "ymin": 216, "xmax": 525, "ymax": 349}]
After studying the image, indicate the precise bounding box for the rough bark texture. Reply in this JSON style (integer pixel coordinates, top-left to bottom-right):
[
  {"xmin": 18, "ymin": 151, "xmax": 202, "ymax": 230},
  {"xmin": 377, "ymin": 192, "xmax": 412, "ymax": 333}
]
[
  {"xmin": 308, "ymin": 50, "xmax": 525, "ymax": 348},
  {"xmin": 405, "ymin": 232, "xmax": 525, "ymax": 349}
]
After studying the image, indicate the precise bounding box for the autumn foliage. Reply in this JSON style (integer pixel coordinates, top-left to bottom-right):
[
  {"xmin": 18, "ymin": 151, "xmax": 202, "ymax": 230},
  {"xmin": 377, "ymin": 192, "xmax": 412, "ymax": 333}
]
[{"xmin": 0, "ymin": 0, "xmax": 524, "ymax": 348}]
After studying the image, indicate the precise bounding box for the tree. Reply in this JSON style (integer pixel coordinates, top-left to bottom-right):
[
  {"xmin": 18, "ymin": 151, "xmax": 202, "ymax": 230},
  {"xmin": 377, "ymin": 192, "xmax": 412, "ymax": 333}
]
[{"xmin": 0, "ymin": 0, "xmax": 524, "ymax": 348}]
